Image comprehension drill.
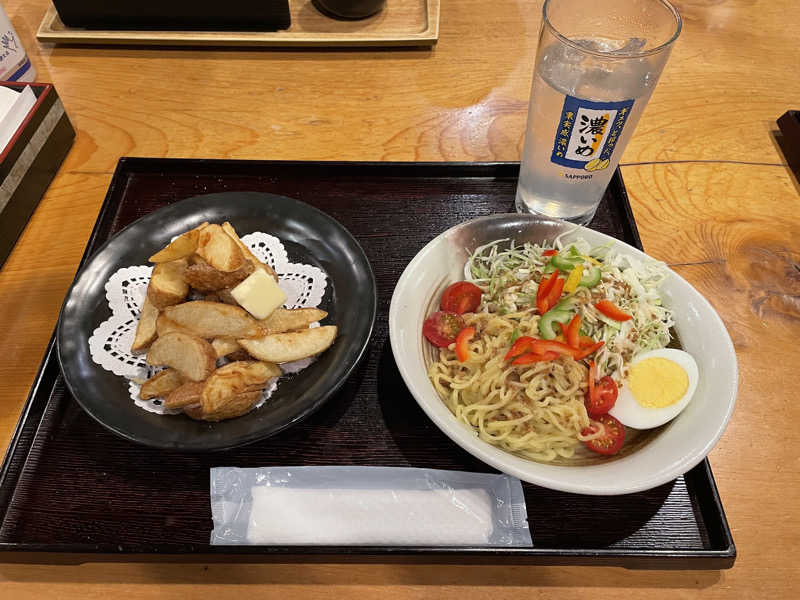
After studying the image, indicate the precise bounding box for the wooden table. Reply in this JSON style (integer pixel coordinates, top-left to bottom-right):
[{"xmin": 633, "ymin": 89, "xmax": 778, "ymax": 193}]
[{"xmin": 0, "ymin": 0, "xmax": 797, "ymax": 597}]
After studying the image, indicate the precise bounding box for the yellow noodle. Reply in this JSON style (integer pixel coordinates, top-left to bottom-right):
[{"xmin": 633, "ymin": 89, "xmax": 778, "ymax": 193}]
[{"xmin": 428, "ymin": 310, "xmax": 591, "ymax": 462}]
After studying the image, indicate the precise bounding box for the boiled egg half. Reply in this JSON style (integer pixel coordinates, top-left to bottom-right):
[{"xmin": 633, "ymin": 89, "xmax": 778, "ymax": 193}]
[{"xmin": 609, "ymin": 348, "xmax": 699, "ymax": 429}]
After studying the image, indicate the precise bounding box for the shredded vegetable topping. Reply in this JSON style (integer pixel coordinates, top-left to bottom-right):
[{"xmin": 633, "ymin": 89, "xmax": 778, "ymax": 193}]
[{"xmin": 464, "ymin": 238, "xmax": 674, "ymax": 382}]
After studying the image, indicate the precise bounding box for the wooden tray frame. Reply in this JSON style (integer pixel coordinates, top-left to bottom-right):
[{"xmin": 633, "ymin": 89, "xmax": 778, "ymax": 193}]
[{"xmin": 36, "ymin": 1, "xmax": 439, "ymax": 47}]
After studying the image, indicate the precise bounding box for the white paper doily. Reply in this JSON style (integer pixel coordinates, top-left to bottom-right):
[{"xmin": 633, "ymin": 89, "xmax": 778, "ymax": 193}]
[{"xmin": 88, "ymin": 232, "xmax": 328, "ymax": 415}]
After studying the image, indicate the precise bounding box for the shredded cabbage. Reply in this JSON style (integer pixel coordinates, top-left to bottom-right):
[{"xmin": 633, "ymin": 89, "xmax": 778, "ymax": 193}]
[{"xmin": 465, "ymin": 238, "xmax": 674, "ymax": 381}]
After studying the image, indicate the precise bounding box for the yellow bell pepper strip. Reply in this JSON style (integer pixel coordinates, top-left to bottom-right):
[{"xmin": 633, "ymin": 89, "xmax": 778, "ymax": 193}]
[{"xmin": 563, "ymin": 264, "xmax": 584, "ymax": 293}]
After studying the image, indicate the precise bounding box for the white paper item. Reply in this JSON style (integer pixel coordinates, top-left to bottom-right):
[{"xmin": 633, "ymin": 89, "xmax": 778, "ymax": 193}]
[
  {"xmin": 0, "ymin": 85, "xmax": 36, "ymax": 153},
  {"xmin": 209, "ymin": 466, "xmax": 532, "ymax": 548},
  {"xmin": 246, "ymin": 487, "xmax": 493, "ymax": 545},
  {"xmin": 87, "ymin": 231, "xmax": 328, "ymax": 414}
]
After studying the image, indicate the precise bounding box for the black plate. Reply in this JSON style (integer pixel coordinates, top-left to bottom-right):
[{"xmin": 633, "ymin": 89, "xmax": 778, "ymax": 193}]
[{"xmin": 56, "ymin": 192, "xmax": 376, "ymax": 451}]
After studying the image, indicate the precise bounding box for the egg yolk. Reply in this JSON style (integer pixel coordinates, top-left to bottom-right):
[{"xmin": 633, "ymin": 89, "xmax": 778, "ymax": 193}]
[{"xmin": 628, "ymin": 357, "xmax": 689, "ymax": 409}]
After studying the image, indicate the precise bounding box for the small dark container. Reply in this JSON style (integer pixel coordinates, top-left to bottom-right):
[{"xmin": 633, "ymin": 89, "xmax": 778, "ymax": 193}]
[
  {"xmin": 313, "ymin": 0, "xmax": 386, "ymax": 20},
  {"xmin": 52, "ymin": 0, "xmax": 291, "ymax": 31}
]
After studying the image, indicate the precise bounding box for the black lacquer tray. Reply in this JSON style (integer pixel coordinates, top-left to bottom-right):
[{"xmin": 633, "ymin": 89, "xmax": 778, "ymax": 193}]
[{"xmin": 0, "ymin": 159, "xmax": 735, "ymax": 568}]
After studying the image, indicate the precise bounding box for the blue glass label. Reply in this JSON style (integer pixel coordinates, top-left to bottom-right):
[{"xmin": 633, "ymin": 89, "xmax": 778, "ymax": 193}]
[{"xmin": 550, "ymin": 95, "xmax": 635, "ymax": 171}]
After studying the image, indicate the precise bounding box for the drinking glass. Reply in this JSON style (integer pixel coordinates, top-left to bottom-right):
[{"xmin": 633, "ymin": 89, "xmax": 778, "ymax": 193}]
[{"xmin": 515, "ymin": 0, "xmax": 681, "ymax": 224}]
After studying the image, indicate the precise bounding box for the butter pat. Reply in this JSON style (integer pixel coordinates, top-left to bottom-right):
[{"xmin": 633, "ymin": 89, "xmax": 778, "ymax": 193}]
[{"xmin": 230, "ymin": 269, "xmax": 286, "ymax": 320}]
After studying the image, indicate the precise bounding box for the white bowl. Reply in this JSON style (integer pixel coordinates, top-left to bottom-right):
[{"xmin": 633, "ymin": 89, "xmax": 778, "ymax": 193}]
[{"xmin": 389, "ymin": 214, "xmax": 737, "ymax": 495}]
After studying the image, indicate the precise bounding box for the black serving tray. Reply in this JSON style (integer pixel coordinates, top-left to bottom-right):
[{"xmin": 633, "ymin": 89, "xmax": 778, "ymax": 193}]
[{"xmin": 0, "ymin": 159, "xmax": 735, "ymax": 568}]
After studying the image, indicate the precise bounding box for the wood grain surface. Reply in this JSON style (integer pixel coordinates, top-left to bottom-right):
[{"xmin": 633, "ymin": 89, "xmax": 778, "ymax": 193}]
[
  {"xmin": 37, "ymin": 0, "xmax": 439, "ymax": 47},
  {"xmin": 0, "ymin": 0, "xmax": 798, "ymax": 598}
]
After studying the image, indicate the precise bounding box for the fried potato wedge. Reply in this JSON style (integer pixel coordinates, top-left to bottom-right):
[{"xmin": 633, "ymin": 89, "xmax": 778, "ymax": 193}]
[
  {"xmin": 211, "ymin": 337, "xmax": 242, "ymax": 358},
  {"xmin": 259, "ymin": 308, "xmax": 328, "ymax": 335},
  {"xmin": 147, "ymin": 258, "xmax": 189, "ymax": 309},
  {"xmin": 226, "ymin": 349, "xmax": 253, "ymax": 362},
  {"xmin": 185, "ymin": 390, "xmax": 262, "ymax": 421},
  {"xmin": 164, "ymin": 380, "xmax": 205, "ymax": 410},
  {"xmin": 140, "ymin": 369, "xmax": 185, "ymax": 401},
  {"xmin": 131, "ymin": 296, "xmax": 159, "ymax": 353},
  {"xmin": 201, "ymin": 361, "xmax": 281, "ymax": 414},
  {"xmin": 184, "ymin": 259, "xmax": 254, "ymax": 292},
  {"xmin": 238, "ymin": 326, "xmax": 337, "ymax": 364},
  {"xmin": 148, "ymin": 223, "xmax": 207, "ymax": 263},
  {"xmin": 156, "ymin": 314, "xmax": 195, "ymax": 337},
  {"xmin": 196, "ymin": 224, "xmax": 246, "ymax": 273},
  {"xmin": 146, "ymin": 332, "xmax": 217, "ymax": 382},
  {"xmin": 216, "ymin": 288, "xmax": 238, "ymax": 305},
  {"xmin": 163, "ymin": 301, "xmax": 264, "ymax": 339},
  {"xmin": 221, "ymin": 222, "xmax": 278, "ymax": 282}
]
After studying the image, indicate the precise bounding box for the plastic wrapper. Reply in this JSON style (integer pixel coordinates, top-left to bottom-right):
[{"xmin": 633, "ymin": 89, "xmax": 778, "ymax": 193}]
[{"xmin": 210, "ymin": 466, "xmax": 532, "ymax": 547}]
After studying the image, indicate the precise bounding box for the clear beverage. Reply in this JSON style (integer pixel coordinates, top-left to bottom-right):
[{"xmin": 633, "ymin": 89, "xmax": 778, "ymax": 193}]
[
  {"xmin": 515, "ymin": 0, "xmax": 681, "ymax": 225},
  {"xmin": 516, "ymin": 39, "xmax": 658, "ymax": 222}
]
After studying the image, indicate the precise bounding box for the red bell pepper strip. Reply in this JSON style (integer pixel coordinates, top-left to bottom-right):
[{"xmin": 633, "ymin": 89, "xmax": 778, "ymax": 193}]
[
  {"xmin": 578, "ymin": 335, "xmax": 596, "ymax": 349},
  {"xmin": 455, "ymin": 326, "xmax": 475, "ymax": 362},
  {"xmin": 525, "ymin": 338, "xmax": 605, "ymax": 361},
  {"xmin": 530, "ymin": 338, "xmax": 579, "ymax": 358},
  {"xmin": 536, "ymin": 297, "xmax": 548, "ymax": 317},
  {"xmin": 573, "ymin": 340, "xmax": 605, "ymax": 360},
  {"xmin": 504, "ymin": 335, "xmax": 535, "ymax": 361},
  {"xmin": 594, "ymin": 300, "xmax": 632, "ymax": 322},
  {"xmin": 512, "ymin": 351, "xmax": 559, "ymax": 365},
  {"xmin": 564, "ymin": 314, "xmax": 581, "ymax": 349},
  {"xmin": 507, "ymin": 333, "xmax": 603, "ymax": 363},
  {"xmin": 541, "ymin": 277, "xmax": 565, "ymax": 315},
  {"xmin": 536, "ymin": 269, "xmax": 560, "ymax": 314},
  {"xmin": 542, "ymin": 249, "xmax": 558, "ymax": 257}
]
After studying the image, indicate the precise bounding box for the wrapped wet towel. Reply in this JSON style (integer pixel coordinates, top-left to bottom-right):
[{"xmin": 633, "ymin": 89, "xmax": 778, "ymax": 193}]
[{"xmin": 210, "ymin": 466, "xmax": 532, "ymax": 547}]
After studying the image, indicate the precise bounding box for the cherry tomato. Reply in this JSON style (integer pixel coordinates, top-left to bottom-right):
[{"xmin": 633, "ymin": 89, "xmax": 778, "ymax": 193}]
[
  {"xmin": 582, "ymin": 414, "xmax": 625, "ymax": 455},
  {"xmin": 440, "ymin": 281, "xmax": 483, "ymax": 315},
  {"xmin": 584, "ymin": 376, "xmax": 619, "ymax": 417},
  {"xmin": 422, "ymin": 311, "xmax": 465, "ymax": 348}
]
